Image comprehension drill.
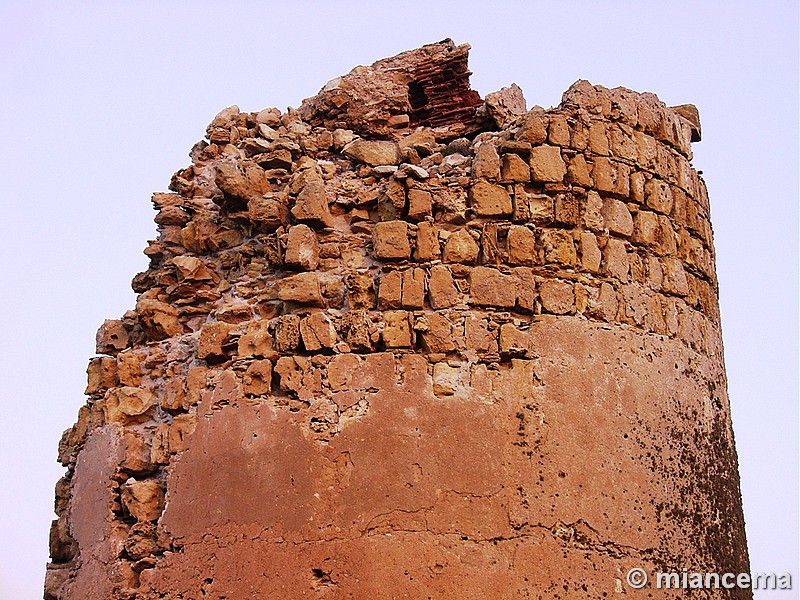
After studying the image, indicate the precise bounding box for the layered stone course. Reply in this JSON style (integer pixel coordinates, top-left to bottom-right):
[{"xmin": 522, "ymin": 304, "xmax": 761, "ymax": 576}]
[{"xmin": 46, "ymin": 40, "xmax": 748, "ymax": 599}]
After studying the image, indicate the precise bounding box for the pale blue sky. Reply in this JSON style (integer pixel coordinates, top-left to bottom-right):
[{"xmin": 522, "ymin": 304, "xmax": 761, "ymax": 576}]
[{"xmin": 1, "ymin": 2, "xmax": 797, "ymax": 598}]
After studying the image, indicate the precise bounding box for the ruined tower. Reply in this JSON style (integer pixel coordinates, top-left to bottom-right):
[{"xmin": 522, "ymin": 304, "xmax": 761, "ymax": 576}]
[{"xmin": 46, "ymin": 40, "xmax": 750, "ymax": 598}]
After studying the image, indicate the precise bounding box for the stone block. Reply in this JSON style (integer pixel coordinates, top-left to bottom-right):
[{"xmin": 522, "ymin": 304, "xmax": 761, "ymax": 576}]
[
  {"xmin": 273, "ymin": 314, "xmax": 301, "ymax": 352},
  {"xmin": 540, "ymin": 229, "xmax": 576, "ymax": 266},
  {"xmin": 402, "ymin": 268, "xmax": 426, "ymax": 309},
  {"xmin": 300, "ymin": 313, "xmax": 337, "ymax": 351},
  {"xmin": 198, "ymin": 321, "xmax": 234, "ymax": 362},
  {"xmin": 377, "ymin": 270, "xmax": 403, "ymax": 310},
  {"xmin": 428, "ymin": 265, "xmax": 459, "ymax": 309},
  {"xmin": 409, "ymin": 222, "xmax": 438, "ymax": 262},
  {"xmin": 243, "ymin": 360, "xmax": 273, "ymax": 396},
  {"xmin": 501, "ymin": 154, "xmax": 530, "ymax": 182},
  {"xmin": 529, "ymin": 145, "xmax": 566, "ymax": 183},
  {"xmin": 602, "ymin": 238, "xmax": 630, "ymax": 282},
  {"xmin": 407, "ymin": 188, "xmax": 433, "ymax": 221},
  {"xmin": 382, "ymin": 311, "xmax": 412, "ymax": 348},
  {"xmin": 373, "ymin": 220, "xmax": 411, "ymax": 260},
  {"xmin": 507, "ymin": 226, "xmax": 537, "ymax": 266},
  {"xmin": 601, "ymin": 198, "xmax": 633, "ymax": 236},
  {"xmin": 470, "ymin": 267, "xmax": 516, "ymax": 308},
  {"xmin": 121, "ymin": 479, "xmax": 164, "ymax": 522},
  {"xmin": 539, "ymin": 280, "xmax": 575, "ymax": 315},
  {"xmin": 469, "ymin": 180, "xmax": 512, "ymax": 216},
  {"xmin": 443, "ymin": 229, "xmax": 480, "ymax": 264},
  {"xmin": 580, "ymin": 232, "xmax": 602, "ymax": 272},
  {"xmin": 96, "ymin": 319, "xmax": 129, "ymax": 355},
  {"xmin": 472, "ymin": 143, "xmax": 500, "ymax": 179},
  {"xmin": 343, "ymin": 139, "xmax": 402, "ymax": 166},
  {"xmin": 284, "ymin": 224, "xmax": 319, "ymax": 270},
  {"xmin": 421, "ymin": 313, "xmax": 456, "ymax": 354},
  {"xmin": 277, "ymin": 272, "xmax": 323, "ymax": 305}
]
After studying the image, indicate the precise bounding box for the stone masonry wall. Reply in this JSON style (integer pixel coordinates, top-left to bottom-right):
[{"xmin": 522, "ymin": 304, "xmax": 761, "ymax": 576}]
[{"xmin": 46, "ymin": 40, "xmax": 749, "ymax": 599}]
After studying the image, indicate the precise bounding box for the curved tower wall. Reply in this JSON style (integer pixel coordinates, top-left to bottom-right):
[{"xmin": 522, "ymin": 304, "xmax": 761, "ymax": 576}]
[{"xmin": 46, "ymin": 40, "xmax": 749, "ymax": 599}]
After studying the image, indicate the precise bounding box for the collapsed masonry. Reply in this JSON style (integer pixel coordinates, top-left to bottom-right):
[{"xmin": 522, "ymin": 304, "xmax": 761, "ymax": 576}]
[{"xmin": 46, "ymin": 39, "xmax": 750, "ymax": 599}]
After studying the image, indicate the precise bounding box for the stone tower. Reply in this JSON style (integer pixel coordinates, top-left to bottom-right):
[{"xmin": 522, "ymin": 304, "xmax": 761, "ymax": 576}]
[{"xmin": 46, "ymin": 40, "xmax": 750, "ymax": 599}]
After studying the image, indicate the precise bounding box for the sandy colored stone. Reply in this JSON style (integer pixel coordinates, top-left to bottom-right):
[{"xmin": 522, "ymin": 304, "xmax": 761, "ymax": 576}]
[
  {"xmin": 472, "ymin": 143, "xmax": 500, "ymax": 179},
  {"xmin": 470, "ymin": 267, "xmax": 516, "ymax": 308},
  {"xmin": 373, "ymin": 220, "xmax": 410, "ymax": 260},
  {"xmin": 284, "ymin": 224, "xmax": 320, "ymax": 270},
  {"xmin": 381, "ymin": 310, "xmax": 411, "ymax": 348},
  {"xmin": 507, "ymin": 225, "xmax": 537, "ymax": 266},
  {"xmin": 414, "ymin": 221, "xmax": 440, "ymax": 261},
  {"xmin": 539, "ymin": 280, "xmax": 576, "ymax": 314},
  {"xmin": 277, "ymin": 272, "xmax": 323, "ymax": 305},
  {"xmin": 443, "ymin": 229, "xmax": 479, "ymax": 264},
  {"xmin": 469, "ymin": 180, "xmax": 512, "ymax": 216},
  {"xmin": 428, "ymin": 265, "xmax": 459, "ymax": 309},
  {"xmin": 529, "ymin": 145, "xmax": 566, "ymax": 182},
  {"xmin": 343, "ymin": 139, "xmax": 402, "ymax": 166},
  {"xmin": 501, "ymin": 153, "xmax": 530, "ymax": 182}
]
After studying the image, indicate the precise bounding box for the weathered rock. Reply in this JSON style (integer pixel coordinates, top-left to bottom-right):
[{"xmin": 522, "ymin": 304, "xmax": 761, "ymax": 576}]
[
  {"xmin": 373, "ymin": 220, "xmax": 411, "ymax": 260},
  {"xmin": 343, "ymin": 140, "xmax": 402, "ymax": 166},
  {"xmin": 284, "ymin": 224, "xmax": 320, "ymax": 270},
  {"xmin": 484, "ymin": 83, "xmax": 526, "ymax": 129},
  {"xmin": 442, "ymin": 229, "xmax": 479, "ymax": 264},
  {"xmin": 529, "ymin": 145, "xmax": 566, "ymax": 182},
  {"xmin": 277, "ymin": 272, "xmax": 323, "ymax": 305},
  {"xmin": 469, "ymin": 180, "xmax": 512, "ymax": 216}
]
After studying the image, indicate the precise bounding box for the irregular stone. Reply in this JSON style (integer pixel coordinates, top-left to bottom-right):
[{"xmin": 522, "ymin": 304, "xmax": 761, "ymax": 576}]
[
  {"xmin": 507, "ymin": 226, "xmax": 537, "ymax": 266},
  {"xmin": 104, "ymin": 387, "xmax": 157, "ymax": 424},
  {"xmin": 377, "ymin": 270, "xmax": 403, "ymax": 310},
  {"xmin": 529, "ymin": 146, "xmax": 566, "ymax": 182},
  {"xmin": 284, "ymin": 224, "xmax": 320, "ymax": 270},
  {"xmin": 499, "ymin": 323, "xmax": 530, "ymax": 356},
  {"xmin": 601, "ymin": 198, "xmax": 634, "ymax": 236},
  {"xmin": 381, "ymin": 311, "xmax": 412, "ymax": 348},
  {"xmin": 198, "ymin": 322, "xmax": 233, "ymax": 362},
  {"xmin": 540, "ymin": 229, "xmax": 577, "ymax": 266},
  {"xmin": 645, "ymin": 178, "xmax": 674, "ymax": 214},
  {"xmin": 243, "ymin": 360, "xmax": 273, "ymax": 396},
  {"xmin": 291, "ymin": 182, "xmax": 334, "ymax": 228},
  {"xmin": 539, "ymin": 280, "xmax": 575, "ymax": 315},
  {"xmin": 421, "ymin": 313, "xmax": 455, "ymax": 354},
  {"xmin": 248, "ymin": 194, "xmax": 289, "ymax": 231},
  {"xmin": 343, "ymin": 139, "xmax": 402, "ymax": 166},
  {"xmin": 519, "ymin": 107, "xmax": 548, "ymax": 144},
  {"xmin": 373, "ymin": 220, "xmax": 411, "ymax": 260},
  {"xmin": 277, "ymin": 272, "xmax": 323, "ymax": 305},
  {"xmin": 580, "ymin": 232, "xmax": 602, "ymax": 272},
  {"xmin": 300, "ymin": 313, "xmax": 337, "ymax": 351},
  {"xmin": 215, "ymin": 160, "xmax": 270, "ymax": 204},
  {"xmin": 470, "ymin": 267, "xmax": 516, "ymax": 308},
  {"xmin": 402, "ymin": 268, "xmax": 426, "ymax": 309},
  {"xmin": 136, "ymin": 299, "xmax": 180, "ymax": 340},
  {"xmin": 469, "ymin": 180, "xmax": 512, "ymax": 216},
  {"xmin": 602, "ymin": 238, "xmax": 630, "ymax": 282},
  {"xmin": 96, "ymin": 319, "xmax": 129, "ymax": 355},
  {"xmin": 428, "ymin": 265, "xmax": 459, "ymax": 309},
  {"xmin": 414, "ymin": 221, "xmax": 440, "ymax": 261},
  {"xmin": 85, "ymin": 357, "xmax": 118, "ymax": 395},
  {"xmin": 501, "ymin": 154, "xmax": 530, "ymax": 182},
  {"xmin": 237, "ymin": 321, "xmax": 273, "ymax": 358},
  {"xmin": 122, "ymin": 479, "xmax": 164, "ymax": 522},
  {"xmin": 443, "ymin": 229, "xmax": 480, "ymax": 264},
  {"xmin": 472, "ymin": 143, "xmax": 500, "ymax": 180},
  {"xmin": 484, "ymin": 83, "xmax": 526, "ymax": 129},
  {"xmin": 407, "ymin": 188, "xmax": 433, "ymax": 221},
  {"xmin": 344, "ymin": 271, "xmax": 376, "ymax": 310},
  {"xmin": 273, "ymin": 314, "xmax": 301, "ymax": 352}
]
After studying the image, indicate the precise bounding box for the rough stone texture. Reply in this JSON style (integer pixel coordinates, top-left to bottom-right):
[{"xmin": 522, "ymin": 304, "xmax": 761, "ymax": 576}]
[{"xmin": 48, "ymin": 41, "xmax": 749, "ymax": 600}]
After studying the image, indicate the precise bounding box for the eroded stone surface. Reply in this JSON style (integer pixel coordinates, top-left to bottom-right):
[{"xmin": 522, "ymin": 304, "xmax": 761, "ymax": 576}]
[{"xmin": 48, "ymin": 40, "xmax": 748, "ymax": 600}]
